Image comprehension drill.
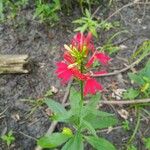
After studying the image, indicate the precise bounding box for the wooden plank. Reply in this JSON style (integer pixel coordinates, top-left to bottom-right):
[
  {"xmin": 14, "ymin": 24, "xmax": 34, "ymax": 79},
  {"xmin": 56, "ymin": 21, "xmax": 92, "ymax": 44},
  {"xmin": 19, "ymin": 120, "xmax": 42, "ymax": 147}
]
[{"xmin": 0, "ymin": 55, "xmax": 29, "ymax": 74}]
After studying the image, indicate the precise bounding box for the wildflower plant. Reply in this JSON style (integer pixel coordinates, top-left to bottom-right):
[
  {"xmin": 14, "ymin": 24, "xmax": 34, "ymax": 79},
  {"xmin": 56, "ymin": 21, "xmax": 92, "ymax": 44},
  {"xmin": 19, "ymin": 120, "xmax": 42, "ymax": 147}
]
[{"xmin": 37, "ymin": 32, "xmax": 118, "ymax": 150}]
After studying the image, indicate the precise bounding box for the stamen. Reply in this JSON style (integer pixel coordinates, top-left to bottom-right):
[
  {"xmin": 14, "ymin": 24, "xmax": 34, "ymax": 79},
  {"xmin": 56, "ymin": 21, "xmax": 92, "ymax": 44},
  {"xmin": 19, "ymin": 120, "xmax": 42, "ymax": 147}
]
[
  {"xmin": 64, "ymin": 44, "xmax": 72, "ymax": 52},
  {"xmin": 68, "ymin": 63, "xmax": 78, "ymax": 69}
]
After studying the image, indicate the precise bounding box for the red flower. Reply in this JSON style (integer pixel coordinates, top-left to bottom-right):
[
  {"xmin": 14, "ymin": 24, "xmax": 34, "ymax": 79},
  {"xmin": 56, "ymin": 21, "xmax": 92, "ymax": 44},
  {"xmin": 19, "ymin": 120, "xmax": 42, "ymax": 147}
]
[
  {"xmin": 84, "ymin": 78, "xmax": 103, "ymax": 96},
  {"xmin": 95, "ymin": 52, "xmax": 111, "ymax": 65},
  {"xmin": 55, "ymin": 32, "xmax": 111, "ymax": 96},
  {"xmin": 55, "ymin": 62, "xmax": 73, "ymax": 84}
]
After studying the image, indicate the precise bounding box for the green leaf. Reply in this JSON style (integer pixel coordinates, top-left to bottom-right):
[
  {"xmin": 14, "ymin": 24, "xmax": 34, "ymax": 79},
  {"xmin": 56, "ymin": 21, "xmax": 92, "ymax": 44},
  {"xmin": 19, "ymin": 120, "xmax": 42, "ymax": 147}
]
[
  {"xmin": 89, "ymin": 26, "xmax": 97, "ymax": 38},
  {"xmin": 82, "ymin": 94, "xmax": 116, "ymax": 128},
  {"xmin": 45, "ymin": 98, "xmax": 71, "ymax": 121},
  {"xmin": 143, "ymin": 137, "xmax": 150, "ymax": 150},
  {"xmin": 128, "ymin": 73, "xmax": 144, "ymax": 85},
  {"xmin": 44, "ymin": 89, "xmax": 53, "ymax": 97},
  {"xmin": 123, "ymin": 88, "xmax": 139, "ymax": 100},
  {"xmin": 84, "ymin": 113, "xmax": 117, "ymax": 129},
  {"xmin": 87, "ymin": 93, "xmax": 101, "ymax": 108},
  {"xmin": 85, "ymin": 136, "xmax": 116, "ymax": 150},
  {"xmin": 81, "ymin": 93, "xmax": 101, "ymax": 117},
  {"xmin": 61, "ymin": 138, "xmax": 73, "ymax": 150},
  {"xmin": 53, "ymin": 0, "xmax": 61, "ymax": 10},
  {"xmin": 101, "ymin": 44, "xmax": 120, "ymax": 55},
  {"xmin": 1, "ymin": 130, "xmax": 15, "ymax": 146},
  {"xmin": 0, "ymin": 0, "xmax": 4, "ymax": 21},
  {"xmin": 61, "ymin": 133, "xmax": 83, "ymax": 150},
  {"xmin": 85, "ymin": 9, "xmax": 91, "ymax": 18},
  {"xmin": 45, "ymin": 98, "xmax": 67, "ymax": 114},
  {"xmin": 80, "ymin": 24, "xmax": 88, "ymax": 32},
  {"xmin": 37, "ymin": 133, "xmax": 71, "ymax": 148},
  {"xmin": 72, "ymin": 19, "xmax": 86, "ymax": 24},
  {"xmin": 141, "ymin": 60, "xmax": 150, "ymax": 78},
  {"xmin": 81, "ymin": 119, "xmax": 97, "ymax": 136},
  {"xmin": 122, "ymin": 120, "xmax": 130, "ymax": 131},
  {"xmin": 131, "ymin": 40, "xmax": 150, "ymax": 62}
]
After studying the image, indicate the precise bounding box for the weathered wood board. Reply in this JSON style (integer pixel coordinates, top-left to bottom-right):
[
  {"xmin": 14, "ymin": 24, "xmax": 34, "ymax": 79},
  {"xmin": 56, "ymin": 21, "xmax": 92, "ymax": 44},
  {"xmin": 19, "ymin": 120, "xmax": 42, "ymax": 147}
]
[{"xmin": 0, "ymin": 55, "xmax": 29, "ymax": 74}]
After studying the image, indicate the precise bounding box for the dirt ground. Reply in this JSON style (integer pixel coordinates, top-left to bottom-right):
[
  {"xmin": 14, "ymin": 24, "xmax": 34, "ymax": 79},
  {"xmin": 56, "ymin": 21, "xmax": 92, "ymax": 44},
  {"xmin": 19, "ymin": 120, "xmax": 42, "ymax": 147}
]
[{"xmin": 0, "ymin": 1, "xmax": 150, "ymax": 150}]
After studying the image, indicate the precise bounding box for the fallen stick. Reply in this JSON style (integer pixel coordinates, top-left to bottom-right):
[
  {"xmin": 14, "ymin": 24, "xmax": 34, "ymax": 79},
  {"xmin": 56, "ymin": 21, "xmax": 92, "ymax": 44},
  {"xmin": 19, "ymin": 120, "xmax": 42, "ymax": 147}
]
[
  {"xmin": 91, "ymin": 56, "xmax": 139, "ymax": 77},
  {"xmin": 64, "ymin": 98, "xmax": 150, "ymax": 107},
  {"xmin": 0, "ymin": 55, "xmax": 29, "ymax": 74},
  {"xmin": 100, "ymin": 98, "xmax": 150, "ymax": 105}
]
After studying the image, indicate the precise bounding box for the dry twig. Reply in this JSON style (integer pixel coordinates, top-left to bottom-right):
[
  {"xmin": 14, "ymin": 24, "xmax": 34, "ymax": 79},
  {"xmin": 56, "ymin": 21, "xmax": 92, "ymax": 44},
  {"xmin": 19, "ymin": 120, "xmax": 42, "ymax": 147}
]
[
  {"xmin": 64, "ymin": 98, "xmax": 150, "ymax": 107},
  {"xmin": 0, "ymin": 107, "xmax": 9, "ymax": 116},
  {"xmin": 19, "ymin": 131, "xmax": 37, "ymax": 141},
  {"xmin": 92, "ymin": 58, "xmax": 139, "ymax": 77},
  {"xmin": 100, "ymin": 98, "xmax": 150, "ymax": 105}
]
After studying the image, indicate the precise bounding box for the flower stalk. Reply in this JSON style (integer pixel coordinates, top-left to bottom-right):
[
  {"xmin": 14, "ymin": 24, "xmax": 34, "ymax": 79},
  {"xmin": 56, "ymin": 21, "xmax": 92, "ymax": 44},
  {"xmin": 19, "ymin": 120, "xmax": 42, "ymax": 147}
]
[{"xmin": 80, "ymin": 61, "xmax": 84, "ymax": 104}]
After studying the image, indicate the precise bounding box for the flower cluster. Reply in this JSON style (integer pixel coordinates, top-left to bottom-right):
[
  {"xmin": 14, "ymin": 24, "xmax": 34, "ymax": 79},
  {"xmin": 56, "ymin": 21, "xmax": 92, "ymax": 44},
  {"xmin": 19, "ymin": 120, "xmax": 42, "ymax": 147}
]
[{"xmin": 56, "ymin": 32, "xmax": 111, "ymax": 96}]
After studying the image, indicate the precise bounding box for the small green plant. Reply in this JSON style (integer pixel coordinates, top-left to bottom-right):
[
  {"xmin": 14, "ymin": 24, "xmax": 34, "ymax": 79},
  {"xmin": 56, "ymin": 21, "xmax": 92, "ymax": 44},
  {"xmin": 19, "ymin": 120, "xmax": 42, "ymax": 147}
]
[
  {"xmin": 1, "ymin": 130, "xmax": 15, "ymax": 147},
  {"xmin": 99, "ymin": 43, "xmax": 120, "ymax": 55},
  {"xmin": 0, "ymin": 1, "xmax": 4, "ymax": 21},
  {"xmin": 0, "ymin": 0, "xmax": 29, "ymax": 22},
  {"xmin": 127, "ymin": 145, "xmax": 137, "ymax": 150},
  {"xmin": 122, "ymin": 40, "xmax": 150, "ymax": 100},
  {"xmin": 99, "ymin": 20, "xmax": 119, "ymax": 31},
  {"xmin": 78, "ymin": 0, "xmax": 100, "ymax": 13},
  {"xmin": 34, "ymin": 0, "xmax": 61, "ymax": 25},
  {"xmin": 73, "ymin": 9, "xmax": 117, "ymax": 38},
  {"xmin": 123, "ymin": 88, "xmax": 139, "ymax": 100},
  {"xmin": 22, "ymin": 98, "xmax": 44, "ymax": 119},
  {"xmin": 131, "ymin": 40, "xmax": 150, "ymax": 63},
  {"xmin": 99, "ymin": 30, "xmax": 128, "ymax": 55},
  {"xmin": 127, "ymin": 60, "xmax": 150, "ymax": 98},
  {"xmin": 122, "ymin": 120, "xmax": 130, "ymax": 131},
  {"xmin": 73, "ymin": 9, "xmax": 99, "ymax": 37}
]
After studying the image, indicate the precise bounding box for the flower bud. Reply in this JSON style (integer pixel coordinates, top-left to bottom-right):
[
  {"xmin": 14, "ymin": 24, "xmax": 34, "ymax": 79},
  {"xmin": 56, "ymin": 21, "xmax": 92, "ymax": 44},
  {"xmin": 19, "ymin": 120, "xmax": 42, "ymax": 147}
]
[{"xmin": 62, "ymin": 127, "xmax": 73, "ymax": 136}]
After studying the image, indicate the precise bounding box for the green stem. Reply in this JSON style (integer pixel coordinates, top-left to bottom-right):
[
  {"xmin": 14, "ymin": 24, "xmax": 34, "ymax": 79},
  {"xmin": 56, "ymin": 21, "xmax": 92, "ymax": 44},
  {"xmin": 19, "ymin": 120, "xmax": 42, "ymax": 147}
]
[
  {"xmin": 78, "ymin": 62, "xmax": 84, "ymax": 129},
  {"xmin": 80, "ymin": 80, "xmax": 84, "ymax": 102},
  {"xmin": 127, "ymin": 107, "xmax": 141, "ymax": 145},
  {"xmin": 80, "ymin": 62, "xmax": 84, "ymax": 103}
]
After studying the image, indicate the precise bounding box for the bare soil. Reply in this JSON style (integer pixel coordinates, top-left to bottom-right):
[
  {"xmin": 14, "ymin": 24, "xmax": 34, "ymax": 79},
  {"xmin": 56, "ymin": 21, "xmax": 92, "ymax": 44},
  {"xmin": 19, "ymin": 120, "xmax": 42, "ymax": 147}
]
[{"xmin": 0, "ymin": 1, "xmax": 150, "ymax": 150}]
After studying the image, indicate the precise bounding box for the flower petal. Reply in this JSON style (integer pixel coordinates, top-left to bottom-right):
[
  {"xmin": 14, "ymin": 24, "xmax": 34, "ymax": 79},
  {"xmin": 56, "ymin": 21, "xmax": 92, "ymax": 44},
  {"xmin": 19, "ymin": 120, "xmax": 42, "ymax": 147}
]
[
  {"xmin": 95, "ymin": 52, "xmax": 111, "ymax": 65},
  {"xmin": 84, "ymin": 78, "xmax": 103, "ymax": 96},
  {"xmin": 71, "ymin": 68, "xmax": 88, "ymax": 81},
  {"xmin": 85, "ymin": 55, "xmax": 95, "ymax": 68},
  {"xmin": 63, "ymin": 51, "xmax": 75, "ymax": 64},
  {"xmin": 93, "ymin": 70, "xmax": 108, "ymax": 75},
  {"xmin": 55, "ymin": 62, "xmax": 73, "ymax": 84}
]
